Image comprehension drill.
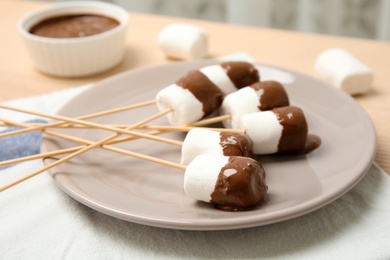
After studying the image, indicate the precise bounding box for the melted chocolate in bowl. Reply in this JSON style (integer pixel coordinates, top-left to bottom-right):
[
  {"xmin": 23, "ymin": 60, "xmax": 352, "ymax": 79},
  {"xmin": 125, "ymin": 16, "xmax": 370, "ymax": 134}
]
[{"xmin": 30, "ymin": 14, "xmax": 120, "ymax": 38}]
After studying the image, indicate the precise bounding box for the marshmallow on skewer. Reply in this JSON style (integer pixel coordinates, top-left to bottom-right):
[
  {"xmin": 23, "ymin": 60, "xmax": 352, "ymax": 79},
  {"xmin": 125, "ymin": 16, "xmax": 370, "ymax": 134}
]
[
  {"xmin": 315, "ymin": 48, "xmax": 373, "ymax": 95},
  {"xmin": 156, "ymin": 61, "xmax": 259, "ymax": 125},
  {"xmin": 156, "ymin": 70, "xmax": 223, "ymax": 126},
  {"xmin": 184, "ymin": 154, "xmax": 267, "ymax": 211},
  {"xmin": 220, "ymin": 80, "xmax": 289, "ymax": 128},
  {"xmin": 200, "ymin": 61, "xmax": 260, "ymax": 94},
  {"xmin": 157, "ymin": 23, "xmax": 209, "ymax": 60},
  {"xmin": 180, "ymin": 128, "xmax": 253, "ymax": 165},
  {"xmin": 237, "ymin": 106, "xmax": 321, "ymax": 155}
]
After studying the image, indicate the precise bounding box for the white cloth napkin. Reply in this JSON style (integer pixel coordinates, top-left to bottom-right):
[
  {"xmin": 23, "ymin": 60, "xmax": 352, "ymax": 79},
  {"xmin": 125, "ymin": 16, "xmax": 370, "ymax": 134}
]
[{"xmin": 1, "ymin": 54, "xmax": 390, "ymax": 259}]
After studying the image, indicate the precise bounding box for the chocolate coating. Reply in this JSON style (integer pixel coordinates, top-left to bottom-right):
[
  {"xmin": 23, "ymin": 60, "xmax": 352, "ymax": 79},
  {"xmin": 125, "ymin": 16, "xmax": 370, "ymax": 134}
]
[
  {"xmin": 250, "ymin": 81, "xmax": 290, "ymax": 111},
  {"xmin": 30, "ymin": 14, "xmax": 119, "ymax": 38},
  {"xmin": 304, "ymin": 134, "xmax": 322, "ymax": 154},
  {"xmin": 272, "ymin": 106, "xmax": 321, "ymax": 154},
  {"xmin": 176, "ymin": 70, "xmax": 224, "ymax": 116},
  {"xmin": 273, "ymin": 106, "xmax": 308, "ymax": 154},
  {"xmin": 210, "ymin": 156, "xmax": 267, "ymax": 211},
  {"xmin": 220, "ymin": 132, "xmax": 253, "ymax": 158},
  {"xmin": 221, "ymin": 61, "xmax": 260, "ymax": 89}
]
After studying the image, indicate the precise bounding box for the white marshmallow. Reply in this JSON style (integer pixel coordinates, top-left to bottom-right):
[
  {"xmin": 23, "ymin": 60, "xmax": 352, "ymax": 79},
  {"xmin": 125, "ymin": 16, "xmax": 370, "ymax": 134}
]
[
  {"xmin": 237, "ymin": 111, "xmax": 283, "ymax": 154},
  {"xmin": 315, "ymin": 48, "xmax": 373, "ymax": 95},
  {"xmin": 199, "ymin": 65, "xmax": 237, "ymax": 94},
  {"xmin": 157, "ymin": 23, "xmax": 208, "ymax": 60},
  {"xmin": 181, "ymin": 128, "xmax": 223, "ymax": 165},
  {"xmin": 184, "ymin": 154, "xmax": 228, "ymax": 203},
  {"xmin": 220, "ymin": 86, "xmax": 260, "ymax": 128},
  {"xmin": 155, "ymin": 84, "xmax": 203, "ymax": 125}
]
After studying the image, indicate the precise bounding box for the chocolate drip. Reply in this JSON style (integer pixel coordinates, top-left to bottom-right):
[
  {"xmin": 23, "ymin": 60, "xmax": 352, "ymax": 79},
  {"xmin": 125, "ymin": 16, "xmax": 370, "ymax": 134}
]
[
  {"xmin": 210, "ymin": 156, "xmax": 268, "ymax": 211},
  {"xmin": 250, "ymin": 81, "xmax": 289, "ymax": 111},
  {"xmin": 304, "ymin": 134, "xmax": 322, "ymax": 154},
  {"xmin": 219, "ymin": 132, "xmax": 253, "ymax": 158},
  {"xmin": 221, "ymin": 61, "xmax": 260, "ymax": 89},
  {"xmin": 30, "ymin": 14, "xmax": 119, "ymax": 38},
  {"xmin": 273, "ymin": 106, "xmax": 308, "ymax": 154},
  {"xmin": 176, "ymin": 70, "xmax": 223, "ymax": 116}
]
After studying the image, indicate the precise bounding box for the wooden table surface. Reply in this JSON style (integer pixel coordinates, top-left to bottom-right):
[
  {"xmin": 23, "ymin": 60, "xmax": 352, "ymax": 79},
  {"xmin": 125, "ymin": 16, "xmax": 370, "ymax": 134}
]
[{"xmin": 1, "ymin": 0, "xmax": 389, "ymax": 174}]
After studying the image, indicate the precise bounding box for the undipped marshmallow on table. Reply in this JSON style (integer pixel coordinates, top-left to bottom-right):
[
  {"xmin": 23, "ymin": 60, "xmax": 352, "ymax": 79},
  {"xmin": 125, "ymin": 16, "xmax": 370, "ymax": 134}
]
[
  {"xmin": 157, "ymin": 23, "xmax": 209, "ymax": 60},
  {"xmin": 315, "ymin": 48, "xmax": 373, "ymax": 95}
]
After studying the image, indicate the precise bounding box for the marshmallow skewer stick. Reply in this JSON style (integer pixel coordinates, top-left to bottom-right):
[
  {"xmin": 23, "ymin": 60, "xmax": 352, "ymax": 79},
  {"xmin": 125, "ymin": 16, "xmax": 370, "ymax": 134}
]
[
  {"xmin": 0, "ymin": 115, "xmax": 233, "ymax": 167},
  {"xmin": 0, "ymin": 117, "xmax": 181, "ymax": 163},
  {"xmin": 0, "ymin": 99, "xmax": 156, "ymax": 138},
  {"xmin": 0, "ymin": 121, "xmax": 244, "ymax": 133},
  {"xmin": 0, "ymin": 105, "xmax": 237, "ymax": 143},
  {"xmin": 0, "ymin": 146, "xmax": 80, "ymax": 167},
  {"xmin": 0, "ymin": 108, "xmax": 173, "ymax": 192},
  {"xmin": 0, "ymin": 105, "xmax": 183, "ymax": 146},
  {"xmin": 0, "ymin": 129, "xmax": 164, "ymax": 168},
  {"xmin": 138, "ymin": 125, "xmax": 244, "ymax": 133},
  {"xmin": 0, "ymin": 118, "xmax": 250, "ymax": 168}
]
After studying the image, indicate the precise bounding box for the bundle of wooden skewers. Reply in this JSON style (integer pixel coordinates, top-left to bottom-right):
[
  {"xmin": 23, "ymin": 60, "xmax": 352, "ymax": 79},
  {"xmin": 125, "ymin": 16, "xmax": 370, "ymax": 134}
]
[{"xmin": 0, "ymin": 100, "xmax": 238, "ymax": 192}]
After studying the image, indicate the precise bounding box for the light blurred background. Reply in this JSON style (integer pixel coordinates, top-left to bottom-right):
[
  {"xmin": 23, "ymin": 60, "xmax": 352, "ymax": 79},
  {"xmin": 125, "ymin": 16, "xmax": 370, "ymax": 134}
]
[{"xmin": 47, "ymin": 0, "xmax": 390, "ymax": 41}]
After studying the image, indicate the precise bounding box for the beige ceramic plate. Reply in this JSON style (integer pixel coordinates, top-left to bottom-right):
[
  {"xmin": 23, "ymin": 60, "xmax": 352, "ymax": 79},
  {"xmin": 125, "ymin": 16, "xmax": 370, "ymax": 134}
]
[{"xmin": 41, "ymin": 61, "xmax": 376, "ymax": 230}]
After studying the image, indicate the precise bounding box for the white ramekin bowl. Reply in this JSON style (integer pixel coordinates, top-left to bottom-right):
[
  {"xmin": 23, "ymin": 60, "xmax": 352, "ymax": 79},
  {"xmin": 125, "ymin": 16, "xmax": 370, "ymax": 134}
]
[{"xmin": 17, "ymin": 1, "xmax": 129, "ymax": 77}]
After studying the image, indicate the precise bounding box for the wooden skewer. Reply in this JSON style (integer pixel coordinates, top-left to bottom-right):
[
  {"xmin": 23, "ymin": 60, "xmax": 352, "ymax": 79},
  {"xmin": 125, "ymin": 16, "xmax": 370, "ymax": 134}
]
[
  {"xmin": 1, "ymin": 122, "xmax": 134, "ymax": 129},
  {"xmin": 99, "ymin": 114, "xmax": 235, "ymax": 145},
  {"xmin": 0, "ymin": 129, "xmax": 166, "ymax": 167},
  {"xmin": 0, "ymin": 116, "xmax": 182, "ymax": 147},
  {"xmin": 0, "ymin": 111, "xmax": 184, "ymax": 167},
  {"xmin": 0, "ymin": 147, "xmax": 80, "ymax": 167},
  {"xmin": 0, "ymin": 105, "xmax": 185, "ymax": 146},
  {"xmin": 39, "ymin": 129, "xmax": 187, "ymax": 170},
  {"xmin": 1, "ymin": 113, "xmax": 232, "ymax": 131},
  {"xmin": 0, "ymin": 106, "xmax": 235, "ymax": 145},
  {"xmin": 137, "ymin": 125, "xmax": 244, "ymax": 133},
  {"xmin": 189, "ymin": 114, "xmax": 231, "ymax": 126},
  {"xmin": 92, "ymin": 146, "xmax": 186, "ymax": 170},
  {"xmin": 0, "ymin": 129, "xmax": 162, "ymax": 167},
  {"xmin": 0, "ymin": 113, "xmax": 241, "ymax": 168},
  {"xmin": 0, "ymin": 116, "xmax": 245, "ymax": 169},
  {"xmin": 1, "ymin": 121, "xmax": 244, "ymax": 134},
  {"xmin": 0, "ymin": 108, "xmax": 172, "ymax": 192},
  {"xmin": 0, "ymin": 99, "xmax": 156, "ymax": 138}
]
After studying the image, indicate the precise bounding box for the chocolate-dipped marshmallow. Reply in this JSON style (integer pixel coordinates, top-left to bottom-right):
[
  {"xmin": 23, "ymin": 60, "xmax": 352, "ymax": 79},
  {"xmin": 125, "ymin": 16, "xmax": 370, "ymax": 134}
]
[
  {"xmin": 200, "ymin": 61, "xmax": 260, "ymax": 94},
  {"xmin": 237, "ymin": 106, "xmax": 321, "ymax": 155},
  {"xmin": 220, "ymin": 80, "xmax": 289, "ymax": 128},
  {"xmin": 184, "ymin": 154, "xmax": 267, "ymax": 211},
  {"xmin": 156, "ymin": 61, "xmax": 259, "ymax": 125},
  {"xmin": 180, "ymin": 128, "xmax": 253, "ymax": 165}
]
